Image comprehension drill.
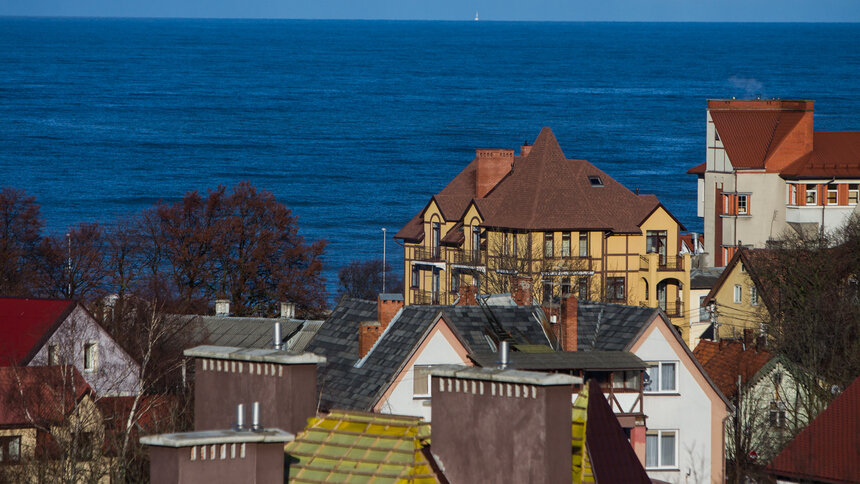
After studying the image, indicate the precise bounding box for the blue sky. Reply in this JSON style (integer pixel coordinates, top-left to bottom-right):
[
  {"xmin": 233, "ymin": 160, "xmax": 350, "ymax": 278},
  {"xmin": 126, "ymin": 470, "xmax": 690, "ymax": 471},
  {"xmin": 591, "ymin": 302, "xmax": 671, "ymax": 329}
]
[{"xmin": 2, "ymin": 0, "xmax": 860, "ymax": 22}]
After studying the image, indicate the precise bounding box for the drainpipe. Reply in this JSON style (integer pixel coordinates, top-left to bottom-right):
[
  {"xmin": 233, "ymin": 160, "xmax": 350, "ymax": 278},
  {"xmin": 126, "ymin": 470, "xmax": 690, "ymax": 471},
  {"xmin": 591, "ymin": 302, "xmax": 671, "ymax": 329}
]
[{"xmin": 821, "ymin": 178, "xmax": 836, "ymax": 238}]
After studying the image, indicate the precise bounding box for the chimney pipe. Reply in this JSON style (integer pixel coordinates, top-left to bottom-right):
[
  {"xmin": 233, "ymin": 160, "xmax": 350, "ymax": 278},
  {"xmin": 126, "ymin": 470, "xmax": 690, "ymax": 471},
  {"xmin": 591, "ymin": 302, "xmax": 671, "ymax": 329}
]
[
  {"xmin": 273, "ymin": 322, "xmax": 282, "ymax": 350},
  {"xmin": 499, "ymin": 341, "xmax": 510, "ymax": 369},
  {"xmin": 235, "ymin": 403, "xmax": 245, "ymax": 431},
  {"xmin": 251, "ymin": 401, "xmax": 261, "ymax": 431}
]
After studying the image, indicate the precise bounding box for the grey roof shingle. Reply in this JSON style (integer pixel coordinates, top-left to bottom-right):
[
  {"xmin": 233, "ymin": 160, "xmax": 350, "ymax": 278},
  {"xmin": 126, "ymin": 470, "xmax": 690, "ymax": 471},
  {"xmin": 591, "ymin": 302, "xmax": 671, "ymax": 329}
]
[
  {"xmin": 305, "ymin": 299, "xmax": 552, "ymax": 411},
  {"xmin": 577, "ymin": 303, "xmax": 659, "ymax": 351},
  {"xmin": 469, "ymin": 350, "xmax": 647, "ymax": 371},
  {"xmin": 179, "ymin": 315, "xmax": 313, "ymax": 350}
]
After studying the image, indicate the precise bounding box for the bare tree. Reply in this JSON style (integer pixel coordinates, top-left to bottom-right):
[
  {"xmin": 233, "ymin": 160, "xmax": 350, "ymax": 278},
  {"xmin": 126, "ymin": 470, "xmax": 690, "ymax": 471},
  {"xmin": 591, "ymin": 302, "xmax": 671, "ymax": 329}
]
[
  {"xmin": 337, "ymin": 259, "xmax": 402, "ymax": 300},
  {"xmin": 0, "ymin": 186, "xmax": 43, "ymax": 297},
  {"xmin": 34, "ymin": 223, "xmax": 107, "ymax": 303}
]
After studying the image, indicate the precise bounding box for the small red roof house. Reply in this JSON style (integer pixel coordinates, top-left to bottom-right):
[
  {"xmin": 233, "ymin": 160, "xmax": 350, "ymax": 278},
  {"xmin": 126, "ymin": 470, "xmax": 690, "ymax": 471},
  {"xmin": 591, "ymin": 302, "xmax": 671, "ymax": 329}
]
[
  {"xmin": 0, "ymin": 298, "xmax": 141, "ymax": 396},
  {"xmin": 0, "ymin": 366, "xmax": 98, "ymax": 464},
  {"xmin": 694, "ymin": 339, "xmax": 773, "ymax": 400},
  {"xmin": 768, "ymin": 375, "xmax": 860, "ymax": 483}
]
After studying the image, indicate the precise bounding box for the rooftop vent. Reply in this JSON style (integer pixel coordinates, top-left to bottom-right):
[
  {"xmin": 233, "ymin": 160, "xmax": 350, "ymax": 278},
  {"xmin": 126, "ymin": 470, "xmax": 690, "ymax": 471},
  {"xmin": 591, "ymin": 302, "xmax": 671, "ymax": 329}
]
[{"xmin": 588, "ymin": 176, "xmax": 603, "ymax": 187}]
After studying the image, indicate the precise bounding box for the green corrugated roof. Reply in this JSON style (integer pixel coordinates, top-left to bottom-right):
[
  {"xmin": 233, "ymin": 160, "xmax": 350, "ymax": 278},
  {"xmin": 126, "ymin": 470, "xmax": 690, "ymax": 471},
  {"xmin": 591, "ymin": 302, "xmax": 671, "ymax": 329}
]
[{"xmin": 285, "ymin": 410, "xmax": 440, "ymax": 484}]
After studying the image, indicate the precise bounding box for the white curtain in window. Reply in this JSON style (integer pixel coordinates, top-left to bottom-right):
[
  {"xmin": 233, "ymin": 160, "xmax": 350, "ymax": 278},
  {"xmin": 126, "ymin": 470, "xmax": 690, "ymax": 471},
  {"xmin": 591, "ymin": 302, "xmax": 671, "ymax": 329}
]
[
  {"xmin": 645, "ymin": 433, "xmax": 658, "ymax": 467},
  {"xmin": 660, "ymin": 363, "xmax": 676, "ymax": 392},
  {"xmin": 661, "ymin": 432, "xmax": 676, "ymax": 467}
]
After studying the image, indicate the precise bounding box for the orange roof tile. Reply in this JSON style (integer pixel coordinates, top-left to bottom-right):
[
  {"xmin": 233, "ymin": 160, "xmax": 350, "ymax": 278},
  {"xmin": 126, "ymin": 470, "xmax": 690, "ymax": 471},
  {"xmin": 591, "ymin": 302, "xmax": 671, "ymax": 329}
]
[
  {"xmin": 780, "ymin": 131, "xmax": 860, "ymax": 179},
  {"xmin": 710, "ymin": 109, "xmax": 807, "ymax": 170},
  {"xmin": 693, "ymin": 340, "xmax": 772, "ymax": 399}
]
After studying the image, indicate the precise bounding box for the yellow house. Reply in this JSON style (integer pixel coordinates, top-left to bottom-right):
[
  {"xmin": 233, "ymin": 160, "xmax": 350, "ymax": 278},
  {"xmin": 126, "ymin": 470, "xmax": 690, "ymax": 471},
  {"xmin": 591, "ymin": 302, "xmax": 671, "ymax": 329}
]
[
  {"xmin": 394, "ymin": 128, "xmax": 692, "ymax": 340},
  {"xmin": 702, "ymin": 248, "xmax": 771, "ymax": 341}
]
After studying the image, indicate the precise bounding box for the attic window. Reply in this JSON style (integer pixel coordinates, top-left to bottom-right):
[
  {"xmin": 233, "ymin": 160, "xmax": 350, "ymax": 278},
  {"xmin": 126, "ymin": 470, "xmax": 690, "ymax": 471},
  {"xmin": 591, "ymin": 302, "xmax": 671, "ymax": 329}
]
[{"xmin": 588, "ymin": 176, "xmax": 604, "ymax": 187}]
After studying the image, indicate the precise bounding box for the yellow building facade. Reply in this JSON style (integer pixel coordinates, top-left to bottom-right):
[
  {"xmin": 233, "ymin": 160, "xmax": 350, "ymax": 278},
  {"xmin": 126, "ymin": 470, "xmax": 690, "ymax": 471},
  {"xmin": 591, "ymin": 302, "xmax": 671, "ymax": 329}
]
[
  {"xmin": 703, "ymin": 248, "xmax": 770, "ymax": 341},
  {"xmin": 395, "ymin": 128, "xmax": 692, "ymax": 340}
]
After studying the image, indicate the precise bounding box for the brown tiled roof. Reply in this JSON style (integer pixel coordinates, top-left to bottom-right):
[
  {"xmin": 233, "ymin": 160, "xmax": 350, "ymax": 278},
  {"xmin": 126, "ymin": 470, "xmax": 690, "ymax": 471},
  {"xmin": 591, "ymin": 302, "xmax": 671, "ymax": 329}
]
[
  {"xmin": 476, "ymin": 128, "xmax": 663, "ymax": 232},
  {"xmin": 393, "ymin": 213, "xmax": 424, "ymax": 242},
  {"xmin": 710, "ymin": 109, "xmax": 807, "ymax": 170},
  {"xmin": 693, "ymin": 340, "xmax": 773, "ymax": 399},
  {"xmin": 768, "ymin": 375, "xmax": 860, "ymax": 483},
  {"xmin": 396, "ymin": 127, "xmax": 673, "ymax": 236},
  {"xmin": 687, "ymin": 162, "xmax": 706, "ymax": 175},
  {"xmin": 780, "ymin": 131, "xmax": 860, "ymax": 179},
  {"xmin": 440, "ymin": 221, "xmax": 464, "ymax": 245}
]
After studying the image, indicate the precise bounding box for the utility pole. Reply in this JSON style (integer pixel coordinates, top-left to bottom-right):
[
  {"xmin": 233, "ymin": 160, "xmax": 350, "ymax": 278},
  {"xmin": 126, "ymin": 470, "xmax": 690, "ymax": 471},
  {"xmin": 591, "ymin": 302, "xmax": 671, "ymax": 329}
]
[
  {"xmin": 736, "ymin": 374, "xmax": 742, "ymax": 483},
  {"xmin": 382, "ymin": 227, "xmax": 387, "ymax": 294},
  {"xmin": 709, "ymin": 302, "xmax": 719, "ymax": 342}
]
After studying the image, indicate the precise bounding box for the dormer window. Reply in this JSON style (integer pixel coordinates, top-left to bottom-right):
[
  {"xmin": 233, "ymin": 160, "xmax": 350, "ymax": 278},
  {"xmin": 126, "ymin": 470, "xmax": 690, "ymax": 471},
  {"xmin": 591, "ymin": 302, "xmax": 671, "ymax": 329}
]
[{"xmin": 588, "ymin": 176, "xmax": 603, "ymax": 187}]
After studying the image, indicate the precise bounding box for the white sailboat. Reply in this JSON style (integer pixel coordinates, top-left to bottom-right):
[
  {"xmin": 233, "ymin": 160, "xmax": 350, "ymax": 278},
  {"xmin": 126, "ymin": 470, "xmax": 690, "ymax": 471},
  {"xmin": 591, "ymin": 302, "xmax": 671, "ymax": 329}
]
[{"xmin": 474, "ymin": 11, "xmax": 479, "ymax": 21}]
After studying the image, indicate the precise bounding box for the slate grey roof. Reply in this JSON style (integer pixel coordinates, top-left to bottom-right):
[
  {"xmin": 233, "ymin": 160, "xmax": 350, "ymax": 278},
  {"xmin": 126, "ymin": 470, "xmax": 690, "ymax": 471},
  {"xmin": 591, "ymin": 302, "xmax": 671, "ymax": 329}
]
[
  {"xmin": 469, "ymin": 350, "xmax": 647, "ymax": 371},
  {"xmin": 690, "ymin": 267, "xmax": 725, "ymax": 290},
  {"xmin": 178, "ymin": 314, "xmax": 315, "ymax": 350},
  {"xmin": 577, "ymin": 302, "xmax": 660, "ymax": 351},
  {"xmin": 305, "ymin": 298, "xmax": 552, "ymax": 411},
  {"xmin": 287, "ymin": 320, "xmax": 324, "ymax": 353}
]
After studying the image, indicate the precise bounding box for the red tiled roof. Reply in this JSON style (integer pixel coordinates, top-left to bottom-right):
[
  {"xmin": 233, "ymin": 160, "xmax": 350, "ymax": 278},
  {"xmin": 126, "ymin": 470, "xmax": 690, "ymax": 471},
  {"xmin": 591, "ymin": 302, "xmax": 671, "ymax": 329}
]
[
  {"xmin": 710, "ymin": 109, "xmax": 808, "ymax": 170},
  {"xmin": 768, "ymin": 375, "xmax": 860, "ymax": 483},
  {"xmin": 585, "ymin": 379, "xmax": 651, "ymax": 483},
  {"xmin": 780, "ymin": 131, "xmax": 860, "ymax": 179},
  {"xmin": 687, "ymin": 162, "xmax": 706, "ymax": 175},
  {"xmin": 0, "ymin": 365, "xmax": 91, "ymax": 426},
  {"xmin": 0, "ymin": 298, "xmax": 75, "ymax": 366},
  {"xmin": 693, "ymin": 340, "xmax": 772, "ymax": 399}
]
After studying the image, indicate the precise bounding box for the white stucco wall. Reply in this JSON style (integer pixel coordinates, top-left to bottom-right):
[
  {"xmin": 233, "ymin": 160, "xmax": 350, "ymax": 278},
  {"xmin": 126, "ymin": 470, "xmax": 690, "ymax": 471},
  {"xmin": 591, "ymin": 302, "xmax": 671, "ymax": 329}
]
[
  {"xmin": 635, "ymin": 324, "xmax": 716, "ymax": 483},
  {"xmin": 374, "ymin": 324, "xmax": 469, "ymax": 420},
  {"xmin": 29, "ymin": 306, "xmax": 141, "ymax": 396}
]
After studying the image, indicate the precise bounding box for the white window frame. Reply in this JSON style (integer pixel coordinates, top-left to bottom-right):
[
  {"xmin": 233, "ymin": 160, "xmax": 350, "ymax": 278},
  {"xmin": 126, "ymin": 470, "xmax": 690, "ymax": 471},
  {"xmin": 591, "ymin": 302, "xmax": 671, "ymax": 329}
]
[
  {"xmin": 849, "ymin": 184, "xmax": 859, "ymax": 205},
  {"xmin": 644, "ymin": 361, "xmax": 678, "ymax": 394},
  {"xmin": 806, "ymin": 186, "xmax": 817, "ymax": 205},
  {"xmin": 733, "ymin": 284, "xmax": 742, "ymax": 304},
  {"xmin": 412, "ymin": 365, "xmax": 433, "ymax": 398},
  {"xmin": 750, "ymin": 286, "xmax": 758, "ymax": 306},
  {"xmin": 645, "ymin": 429, "xmax": 679, "ymax": 469},
  {"xmin": 737, "ymin": 194, "xmax": 748, "ymax": 215},
  {"xmin": 83, "ymin": 341, "xmax": 98, "ymax": 372},
  {"xmin": 827, "ymin": 185, "xmax": 838, "ymax": 205}
]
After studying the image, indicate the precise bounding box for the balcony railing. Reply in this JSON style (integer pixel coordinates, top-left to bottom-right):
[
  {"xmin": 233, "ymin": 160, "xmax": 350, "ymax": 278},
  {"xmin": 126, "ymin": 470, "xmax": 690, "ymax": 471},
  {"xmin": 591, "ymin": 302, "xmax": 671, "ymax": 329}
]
[
  {"xmin": 412, "ymin": 289, "xmax": 440, "ymax": 305},
  {"xmin": 540, "ymin": 256, "xmax": 591, "ymax": 273},
  {"xmin": 451, "ymin": 250, "xmax": 486, "ymax": 267},
  {"xmin": 639, "ymin": 301, "xmax": 684, "ymax": 318},
  {"xmin": 639, "ymin": 254, "xmax": 684, "ymax": 272},
  {"xmin": 413, "ymin": 246, "xmax": 442, "ymax": 262}
]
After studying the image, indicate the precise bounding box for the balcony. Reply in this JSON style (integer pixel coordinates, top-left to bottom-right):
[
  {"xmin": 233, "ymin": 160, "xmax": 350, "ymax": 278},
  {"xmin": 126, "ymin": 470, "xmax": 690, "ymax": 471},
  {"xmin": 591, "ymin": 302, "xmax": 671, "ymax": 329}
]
[
  {"xmin": 413, "ymin": 246, "xmax": 442, "ymax": 262},
  {"xmin": 412, "ymin": 289, "xmax": 440, "ymax": 305},
  {"xmin": 451, "ymin": 250, "xmax": 486, "ymax": 267},
  {"xmin": 641, "ymin": 301, "xmax": 684, "ymax": 318},
  {"xmin": 639, "ymin": 254, "xmax": 684, "ymax": 272}
]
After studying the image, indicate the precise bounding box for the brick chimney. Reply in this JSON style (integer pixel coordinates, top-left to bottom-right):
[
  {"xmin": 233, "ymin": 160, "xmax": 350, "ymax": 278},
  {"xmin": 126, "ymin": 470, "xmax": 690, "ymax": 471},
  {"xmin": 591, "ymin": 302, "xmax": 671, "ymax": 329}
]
[
  {"xmin": 431, "ymin": 366, "xmax": 579, "ymax": 484},
  {"xmin": 521, "ymin": 142, "xmax": 532, "ymax": 157},
  {"xmin": 377, "ymin": 294, "xmax": 404, "ymax": 330},
  {"xmin": 457, "ymin": 285, "xmax": 478, "ymax": 306},
  {"xmin": 184, "ymin": 346, "xmax": 325, "ymax": 436},
  {"xmin": 511, "ymin": 276, "xmax": 533, "ymax": 306},
  {"xmin": 475, "ymin": 149, "xmax": 514, "ymax": 198},
  {"xmin": 560, "ymin": 295, "xmax": 578, "ymax": 351},
  {"xmin": 358, "ymin": 321, "xmax": 383, "ymax": 358}
]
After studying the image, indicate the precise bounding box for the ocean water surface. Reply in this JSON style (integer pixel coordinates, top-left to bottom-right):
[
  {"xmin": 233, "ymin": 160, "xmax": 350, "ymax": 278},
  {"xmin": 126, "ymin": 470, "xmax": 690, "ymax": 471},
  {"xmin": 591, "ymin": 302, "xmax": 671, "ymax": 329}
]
[{"xmin": 1, "ymin": 19, "xmax": 859, "ymax": 299}]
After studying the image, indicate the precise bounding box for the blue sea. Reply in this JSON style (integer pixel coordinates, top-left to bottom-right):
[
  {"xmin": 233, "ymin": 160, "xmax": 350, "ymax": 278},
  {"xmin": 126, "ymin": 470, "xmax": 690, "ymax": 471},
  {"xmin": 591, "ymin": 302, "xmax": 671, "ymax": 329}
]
[{"xmin": 2, "ymin": 19, "xmax": 860, "ymax": 298}]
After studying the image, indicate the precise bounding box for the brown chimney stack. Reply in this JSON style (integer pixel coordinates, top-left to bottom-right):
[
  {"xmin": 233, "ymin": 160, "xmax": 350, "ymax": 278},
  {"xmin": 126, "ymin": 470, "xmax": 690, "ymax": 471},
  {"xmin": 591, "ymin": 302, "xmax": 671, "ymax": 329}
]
[
  {"xmin": 511, "ymin": 276, "xmax": 533, "ymax": 306},
  {"xmin": 431, "ymin": 366, "xmax": 579, "ymax": 484},
  {"xmin": 377, "ymin": 294, "xmax": 403, "ymax": 330},
  {"xmin": 457, "ymin": 284, "xmax": 478, "ymax": 306},
  {"xmin": 521, "ymin": 143, "xmax": 532, "ymax": 157},
  {"xmin": 475, "ymin": 149, "xmax": 514, "ymax": 198},
  {"xmin": 358, "ymin": 321, "xmax": 383, "ymax": 358},
  {"xmin": 184, "ymin": 346, "xmax": 325, "ymax": 436},
  {"xmin": 561, "ymin": 295, "xmax": 578, "ymax": 351}
]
